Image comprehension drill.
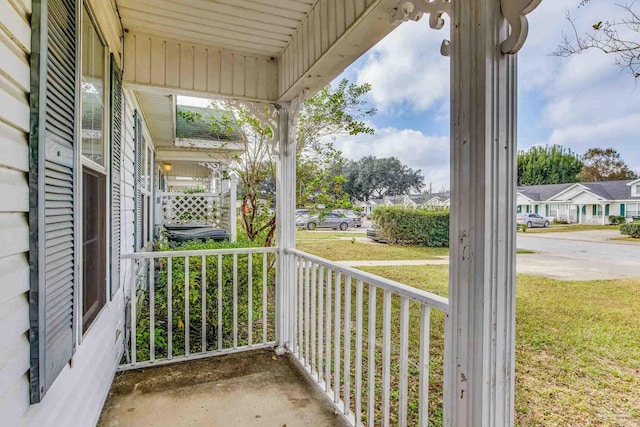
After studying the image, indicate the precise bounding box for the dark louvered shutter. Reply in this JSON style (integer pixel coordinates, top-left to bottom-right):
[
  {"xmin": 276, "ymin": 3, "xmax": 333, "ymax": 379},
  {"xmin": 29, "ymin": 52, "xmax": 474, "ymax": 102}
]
[
  {"xmin": 29, "ymin": 0, "xmax": 78, "ymax": 403},
  {"xmin": 134, "ymin": 111, "xmax": 143, "ymax": 251},
  {"xmin": 110, "ymin": 54, "xmax": 123, "ymax": 297}
]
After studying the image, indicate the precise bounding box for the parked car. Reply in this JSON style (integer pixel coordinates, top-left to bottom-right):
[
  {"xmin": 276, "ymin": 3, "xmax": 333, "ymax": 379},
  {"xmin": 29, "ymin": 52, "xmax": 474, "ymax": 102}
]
[
  {"xmin": 296, "ymin": 212, "xmax": 352, "ymax": 230},
  {"xmin": 333, "ymin": 209, "xmax": 362, "ymax": 227},
  {"xmin": 295, "ymin": 209, "xmax": 310, "ymax": 218},
  {"xmin": 517, "ymin": 213, "xmax": 549, "ymax": 228}
]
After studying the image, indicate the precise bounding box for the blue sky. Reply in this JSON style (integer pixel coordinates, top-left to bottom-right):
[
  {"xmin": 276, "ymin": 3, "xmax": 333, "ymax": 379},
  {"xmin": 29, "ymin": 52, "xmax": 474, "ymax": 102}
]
[{"xmin": 331, "ymin": 1, "xmax": 640, "ymax": 191}]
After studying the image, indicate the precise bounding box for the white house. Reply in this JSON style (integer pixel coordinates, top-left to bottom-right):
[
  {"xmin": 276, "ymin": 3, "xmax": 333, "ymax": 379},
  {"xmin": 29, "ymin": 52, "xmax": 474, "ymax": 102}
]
[
  {"xmin": 517, "ymin": 180, "xmax": 640, "ymax": 225},
  {"xmin": 0, "ymin": 0, "xmax": 541, "ymax": 426}
]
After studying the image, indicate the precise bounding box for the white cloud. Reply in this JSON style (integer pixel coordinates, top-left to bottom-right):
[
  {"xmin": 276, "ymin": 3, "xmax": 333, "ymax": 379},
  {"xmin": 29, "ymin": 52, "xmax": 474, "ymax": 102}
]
[
  {"xmin": 355, "ymin": 21, "xmax": 450, "ymax": 112},
  {"xmin": 332, "ymin": 127, "xmax": 451, "ymax": 191}
]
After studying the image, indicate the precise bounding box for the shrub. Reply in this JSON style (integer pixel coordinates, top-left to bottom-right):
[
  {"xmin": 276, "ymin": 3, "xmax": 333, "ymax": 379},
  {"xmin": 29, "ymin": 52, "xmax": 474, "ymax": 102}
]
[
  {"xmin": 134, "ymin": 238, "xmax": 276, "ymax": 362},
  {"xmin": 609, "ymin": 215, "xmax": 626, "ymax": 225},
  {"xmin": 372, "ymin": 206, "xmax": 449, "ymax": 246},
  {"xmin": 620, "ymin": 222, "xmax": 640, "ymax": 238}
]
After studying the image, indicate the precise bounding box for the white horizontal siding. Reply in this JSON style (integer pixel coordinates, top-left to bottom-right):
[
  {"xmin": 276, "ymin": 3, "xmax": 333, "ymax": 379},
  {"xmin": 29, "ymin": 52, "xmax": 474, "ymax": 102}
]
[
  {"xmin": 123, "ymin": 33, "xmax": 279, "ymax": 102},
  {"xmin": 0, "ymin": 2, "xmax": 31, "ymax": 425},
  {"xmin": 0, "ymin": 2, "xmax": 128, "ymax": 425}
]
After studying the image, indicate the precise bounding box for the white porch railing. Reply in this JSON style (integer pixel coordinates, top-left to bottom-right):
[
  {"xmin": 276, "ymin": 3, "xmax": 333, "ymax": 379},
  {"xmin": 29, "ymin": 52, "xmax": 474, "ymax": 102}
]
[
  {"xmin": 286, "ymin": 249, "xmax": 450, "ymax": 427},
  {"xmin": 119, "ymin": 246, "xmax": 449, "ymax": 426},
  {"xmin": 120, "ymin": 247, "xmax": 278, "ymax": 370}
]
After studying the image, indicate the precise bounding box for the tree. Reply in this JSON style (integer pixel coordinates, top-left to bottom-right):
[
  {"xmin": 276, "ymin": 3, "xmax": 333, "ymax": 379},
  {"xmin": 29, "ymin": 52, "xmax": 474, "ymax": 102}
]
[
  {"xmin": 180, "ymin": 78, "xmax": 376, "ymax": 246},
  {"xmin": 295, "ymin": 79, "xmax": 377, "ymax": 209},
  {"xmin": 555, "ymin": 1, "xmax": 640, "ymax": 79},
  {"xmin": 343, "ymin": 156, "xmax": 425, "ymax": 201},
  {"xmin": 517, "ymin": 145, "xmax": 583, "ymax": 186},
  {"xmin": 580, "ymin": 147, "xmax": 639, "ymax": 181}
]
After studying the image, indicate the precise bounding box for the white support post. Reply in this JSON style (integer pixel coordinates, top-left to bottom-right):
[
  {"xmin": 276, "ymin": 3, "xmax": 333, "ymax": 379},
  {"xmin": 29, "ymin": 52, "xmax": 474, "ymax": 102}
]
[
  {"xmin": 446, "ymin": 0, "xmax": 536, "ymax": 426},
  {"xmin": 229, "ymin": 176, "xmax": 238, "ymax": 242},
  {"xmin": 275, "ymin": 104, "xmax": 296, "ymax": 353}
]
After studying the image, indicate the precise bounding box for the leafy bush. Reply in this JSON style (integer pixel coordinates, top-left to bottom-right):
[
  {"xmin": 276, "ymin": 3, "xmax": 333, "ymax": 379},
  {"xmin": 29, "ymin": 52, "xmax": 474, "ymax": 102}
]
[
  {"xmin": 134, "ymin": 238, "xmax": 276, "ymax": 362},
  {"xmin": 620, "ymin": 222, "xmax": 640, "ymax": 238},
  {"xmin": 609, "ymin": 215, "xmax": 626, "ymax": 225},
  {"xmin": 372, "ymin": 206, "xmax": 449, "ymax": 246}
]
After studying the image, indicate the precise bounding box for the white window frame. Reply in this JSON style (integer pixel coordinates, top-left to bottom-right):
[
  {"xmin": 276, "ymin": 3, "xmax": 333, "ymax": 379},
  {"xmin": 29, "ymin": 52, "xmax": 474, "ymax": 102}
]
[{"xmin": 78, "ymin": 1, "xmax": 111, "ymax": 339}]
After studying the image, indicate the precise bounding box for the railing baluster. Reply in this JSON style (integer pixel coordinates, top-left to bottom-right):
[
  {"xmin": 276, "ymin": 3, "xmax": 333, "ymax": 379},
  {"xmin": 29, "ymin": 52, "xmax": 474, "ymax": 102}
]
[
  {"xmin": 382, "ymin": 290, "xmax": 392, "ymax": 427},
  {"xmin": 317, "ymin": 265, "xmax": 324, "ymax": 383},
  {"xmin": 248, "ymin": 253, "xmax": 253, "ymax": 346},
  {"xmin": 185, "ymin": 256, "xmax": 190, "ymax": 357},
  {"xmin": 233, "ymin": 253, "xmax": 238, "ymax": 349},
  {"xmin": 149, "ymin": 257, "xmax": 155, "ymax": 362},
  {"xmin": 304, "ymin": 258, "xmax": 311, "ymax": 366},
  {"xmin": 419, "ymin": 305, "xmax": 431, "ymax": 427},
  {"xmin": 343, "ymin": 276, "xmax": 352, "ymax": 415},
  {"xmin": 262, "ymin": 252, "xmax": 268, "ymax": 344},
  {"xmin": 217, "ymin": 254, "xmax": 222, "ymax": 351},
  {"xmin": 131, "ymin": 259, "xmax": 137, "ymax": 365},
  {"xmin": 298, "ymin": 257, "xmax": 304, "ymax": 358},
  {"xmin": 168, "ymin": 257, "xmax": 172, "ymax": 360},
  {"xmin": 355, "ymin": 280, "xmax": 364, "ymax": 426},
  {"xmin": 311, "ymin": 262, "xmax": 317, "ymax": 376},
  {"xmin": 368, "ymin": 284, "xmax": 377, "ymax": 427},
  {"xmin": 201, "ymin": 255, "xmax": 206, "ymax": 353},
  {"xmin": 334, "ymin": 272, "xmax": 342, "ymax": 404},
  {"xmin": 399, "ymin": 297, "xmax": 410, "ymax": 427},
  {"xmin": 325, "ymin": 268, "xmax": 332, "ymax": 393}
]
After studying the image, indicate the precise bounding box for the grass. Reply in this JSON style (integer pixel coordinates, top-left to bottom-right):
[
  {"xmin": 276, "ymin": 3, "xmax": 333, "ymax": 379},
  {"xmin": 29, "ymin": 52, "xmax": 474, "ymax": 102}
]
[
  {"xmin": 296, "ymin": 237, "xmax": 640, "ymax": 426},
  {"xmin": 296, "ymin": 238, "xmax": 449, "ymax": 261},
  {"xmin": 524, "ymin": 224, "xmax": 618, "ymax": 233},
  {"xmin": 295, "ymin": 231, "xmax": 533, "ymax": 260},
  {"xmin": 296, "ymin": 230, "xmax": 367, "ymax": 240},
  {"xmin": 357, "ymin": 265, "xmax": 640, "ymax": 427},
  {"xmin": 610, "ymin": 237, "xmax": 640, "ymax": 243}
]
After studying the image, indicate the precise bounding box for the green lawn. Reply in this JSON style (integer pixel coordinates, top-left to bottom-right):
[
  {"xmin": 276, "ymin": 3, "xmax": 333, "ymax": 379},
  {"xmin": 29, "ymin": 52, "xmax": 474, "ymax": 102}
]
[
  {"xmin": 524, "ymin": 224, "xmax": 618, "ymax": 233},
  {"xmin": 295, "ymin": 230, "xmax": 532, "ymax": 259},
  {"xmin": 297, "ymin": 236, "xmax": 640, "ymax": 426},
  {"xmin": 360, "ymin": 266, "xmax": 640, "ymax": 427}
]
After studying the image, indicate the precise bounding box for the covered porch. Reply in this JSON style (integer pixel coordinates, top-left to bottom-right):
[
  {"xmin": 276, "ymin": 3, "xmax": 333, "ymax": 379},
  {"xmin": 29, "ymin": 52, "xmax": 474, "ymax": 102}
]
[
  {"xmin": 13, "ymin": 0, "xmax": 540, "ymax": 425},
  {"xmin": 111, "ymin": 0, "xmax": 535, "ymax": 425}
]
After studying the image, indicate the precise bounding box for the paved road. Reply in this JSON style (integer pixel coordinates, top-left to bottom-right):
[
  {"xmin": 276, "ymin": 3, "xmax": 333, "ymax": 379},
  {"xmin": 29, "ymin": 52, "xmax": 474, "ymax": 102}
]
[
  {"xmin": 516, "ymin": 230, "xmax": 640, "ymax": 280},
  {"xmin": 342, "ymin": 230, "xmax": 640, "ymax": 281}
]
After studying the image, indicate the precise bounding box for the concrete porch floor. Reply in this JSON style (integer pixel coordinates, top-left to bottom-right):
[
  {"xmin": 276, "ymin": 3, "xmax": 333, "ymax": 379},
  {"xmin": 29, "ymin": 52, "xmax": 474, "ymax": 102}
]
[{"xmin": 99, "ymin": 349, "xmax": 350, "ymax": 427}]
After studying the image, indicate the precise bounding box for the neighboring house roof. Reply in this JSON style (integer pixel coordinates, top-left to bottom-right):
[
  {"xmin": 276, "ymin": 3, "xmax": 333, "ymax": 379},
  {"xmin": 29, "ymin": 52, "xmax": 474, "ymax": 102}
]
[
  {"xmin": 176, "ymin": 105, "xmax": 240, "ymax": 141},
  {"xmin": 517, "ymin": 180, "xmax": 640, "ymax": 202}
]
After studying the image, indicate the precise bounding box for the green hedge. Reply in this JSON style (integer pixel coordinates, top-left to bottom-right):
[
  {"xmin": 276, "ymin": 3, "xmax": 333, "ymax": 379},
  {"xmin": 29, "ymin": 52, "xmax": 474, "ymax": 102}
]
[
  {"xmin": 372, "ymin": 206, "xmax": 449, "ymax": 246},
  {"xmin": 609, "ymin": 215, "xmax": 626, "ymax": 225},
  {"xmin": 620, "ymin": 222, "xmax": 640, "ymax": 238},
  {"xmin": 134, "ymin": 238, "xmax": 276, "ymax": 362}
]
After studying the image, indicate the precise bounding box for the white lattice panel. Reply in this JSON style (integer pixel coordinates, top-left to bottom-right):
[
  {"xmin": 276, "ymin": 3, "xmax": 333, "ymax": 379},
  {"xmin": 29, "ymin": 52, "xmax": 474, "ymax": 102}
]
[{"xmin": 160, "ymin": 193, "xmax": 226, "ymax": 227}]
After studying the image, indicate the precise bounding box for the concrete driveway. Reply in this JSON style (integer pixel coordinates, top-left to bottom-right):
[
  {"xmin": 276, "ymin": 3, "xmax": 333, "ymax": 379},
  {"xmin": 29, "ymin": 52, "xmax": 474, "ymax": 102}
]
[{"xmin": 516, "ymin": 230, "xmax": 640, "ymax": 280}]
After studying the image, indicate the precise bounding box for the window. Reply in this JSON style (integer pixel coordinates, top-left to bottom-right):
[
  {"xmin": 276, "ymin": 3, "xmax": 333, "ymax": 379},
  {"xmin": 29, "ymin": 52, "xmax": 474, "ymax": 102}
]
[
  {"xmin": 82, "ymin": 167, "xmax": 106, "ymax": 330},
  {"xmin": 81, "ymin": 7, "xmax": 105, "ymax": 166},
  {"xmin": 81, "ymin": 5, "xmax": 108, "ymax": 331}
]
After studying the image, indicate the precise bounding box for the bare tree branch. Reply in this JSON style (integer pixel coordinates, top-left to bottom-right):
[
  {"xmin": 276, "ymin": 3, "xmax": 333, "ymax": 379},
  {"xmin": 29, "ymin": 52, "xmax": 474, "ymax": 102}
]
[{"xmin": 555, "ymin": 2, "xmax": 640, "ymax": 79}]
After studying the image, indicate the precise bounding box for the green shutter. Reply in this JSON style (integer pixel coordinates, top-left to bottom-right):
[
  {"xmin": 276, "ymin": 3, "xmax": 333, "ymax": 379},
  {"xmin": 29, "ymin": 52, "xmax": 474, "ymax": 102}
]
[
  {"xmin": 110, "ymin": 54, "xmax": 123, "ymax": 297},
  {"xmin": 605, "ymin": 204, "xmax": 610, "ymax": 217},
  {"xmin": 545, "ymin": 204, "xmax": 550, "ymax": 216},
  {"xmin": 29, "ymin": 0, "xmax": 79, "ymax": 403},
  {"xmin": 582, "ymin": 205, "xmax": 587, "ymax": 215},
  {"xmin": 592, "ymin": 205, "xmax": 597, "ymax": 216},
  {"xmin": 621, "ymin": 204, "xmax": 626, "ymax": 217},
  {"xmin": 517, "ymin": 205, "xmax": 522, "ymax": 213},
  {"xmin": 534, "ymin": 205, "xmax": 539, "ymax": 214},
  {"xmin": 134, "ymin": 111, "xmax": 143, "ymax": 251}
]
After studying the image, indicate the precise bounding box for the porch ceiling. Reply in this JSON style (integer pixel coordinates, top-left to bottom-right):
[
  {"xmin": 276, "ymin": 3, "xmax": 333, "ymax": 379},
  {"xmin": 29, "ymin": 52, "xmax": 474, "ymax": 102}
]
[
  {"xmin": 136, "ymin": 91, "xmax": 175, "ymax": 147},
  {"xmin": 117, "ymin": 0, "xmax": 316, "ymax": 57}
]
